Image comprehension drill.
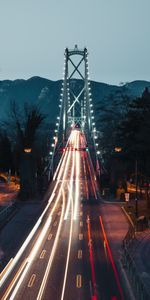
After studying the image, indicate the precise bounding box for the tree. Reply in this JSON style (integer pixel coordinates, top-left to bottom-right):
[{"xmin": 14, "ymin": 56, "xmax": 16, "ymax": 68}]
[
  {"xmin": 0, "ymin": 131, "xmax": 12, "ymax": 171},
  {"xmin": 2, "ymin": 102, "xmax": 47, "ymax": 199},
  {"xmin": 118, "ymin": 88, "xmax": 150, "ymax": 207},
  {"xmin": 97, "ymin": 93, "xmax": 131, "ymax": 193}
]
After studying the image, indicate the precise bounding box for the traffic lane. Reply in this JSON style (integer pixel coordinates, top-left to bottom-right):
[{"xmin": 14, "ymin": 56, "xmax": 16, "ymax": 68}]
[
  {"xmin": 82, "ymin": 153, "xmax": 98, "ymax": 200},
  {"xmin": 41, "ymin": 217, "xmax": 72, "ymax": 300},
  {"xmin": 0, "ymin": 191, "xmax": 63, "ymax": 298},
  {"xmin": 13, "ymin": 207, "xmax": 63, "ymax": 300},
  {"xmin": 0, "ymin": 179, "xmax": 58, "ymax": 274},
  {"xmin": 83, "ymin": 204, "xmax": 125, "ymax": 300},
  {"xmin": 63, "ymin": 205, "xmax": 91, "ymax": 300}
]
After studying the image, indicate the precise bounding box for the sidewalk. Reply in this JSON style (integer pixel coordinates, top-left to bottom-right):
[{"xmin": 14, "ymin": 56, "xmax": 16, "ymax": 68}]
[{"xmin": 100, "ymin": 203, "xmax": 150, "ymax": 299}]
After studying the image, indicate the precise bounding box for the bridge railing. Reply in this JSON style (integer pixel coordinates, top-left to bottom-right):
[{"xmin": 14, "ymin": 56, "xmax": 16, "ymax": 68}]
[
  {"xmin": 122, "ymin": 244, "xmax": 150, "ymax": 300},
  {"xmin": 122, "ymin": 225, "xmax": 150, "ymax": 299},
  {"xmin": 0, "ymin": 202, "xmax": 16, "ymax": 227}
]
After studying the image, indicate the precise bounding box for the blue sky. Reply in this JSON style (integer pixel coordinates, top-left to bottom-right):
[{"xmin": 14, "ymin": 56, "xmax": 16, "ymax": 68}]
[{"xmin": 0, "ymin": 0, "xmax": 150, "ymax": 84}]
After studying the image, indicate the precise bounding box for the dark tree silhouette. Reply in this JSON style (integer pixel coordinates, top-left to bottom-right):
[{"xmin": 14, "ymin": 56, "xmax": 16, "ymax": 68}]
[
  {"xmin": 4, "ymin": 102, "xmax": 47, "ymax": 199},
  {"xmin": 118, "ymin": 88, "xmax": 150, "ymax": 207},
  {"xmin": 0, "ymin": 131, "xmax": 12, "ymax": 171}
]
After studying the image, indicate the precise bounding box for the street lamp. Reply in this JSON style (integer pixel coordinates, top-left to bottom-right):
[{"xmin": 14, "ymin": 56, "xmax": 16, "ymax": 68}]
[
  {"xmin": 24, "ymin": 148, "xmax": 32, "ymax": 153},
  {"xmin": 115, "ymin": 147, "xmax": 122, "ymax": 153}
]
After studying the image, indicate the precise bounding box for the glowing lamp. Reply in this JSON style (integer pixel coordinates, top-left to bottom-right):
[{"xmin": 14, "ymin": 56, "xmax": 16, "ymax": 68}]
[{"xmin": 24, "ymin": 148, "xmax": 32, "ymax": 153}]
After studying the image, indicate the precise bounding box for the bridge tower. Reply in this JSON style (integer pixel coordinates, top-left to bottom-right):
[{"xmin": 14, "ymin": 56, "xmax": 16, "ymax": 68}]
[
  {"xmin": 48, "ymin": 45, "xmax": 100, "ymax": 178},
  {"xmin": 59, "ymin": 45, "xmax": 92, "ymax": 141}
]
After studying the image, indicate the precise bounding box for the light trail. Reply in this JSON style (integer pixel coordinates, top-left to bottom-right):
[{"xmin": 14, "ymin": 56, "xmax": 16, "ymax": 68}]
[
  {"xmin": 8, "ymin": 187, "xmax": 64, "ymax": 300},
  {"xmin": 88, "ymin": 154, "xmax": 99, "ymax": 197},
  {"xmin": 1, "ymin": 260, "xmax": 28, "ymax": 300},
  {"xmin": 36, "ymin": 188, "xmax": 66, "ymax": 300},
  {"xmin": 1, "ymin": 139, "xmax": 72, "ymax": 298},
  {"xmin": 86, "ymin": 154, "xmax": 97, "ymax": 199},
  {"xmin": 36, "ymin": 135, "xmax": 73, "ymax": 300},
  {"xmin": 87, "ymin": 215, "xmax": 98, "ymax": 300},
  {"xmin": 53, "ymin": 132, "xmax": 72, "ymax": 181},
  {"xmin": 0, "ymin": 191, "xmax": 55, "ymax": 288},
  {"xmin": 74, "ymin": 131, "xmax": 80, "ymax": 220},
  {"xmin": 99, "ymin": 216, "xmax": 124, "ymax": 300},
  {"xmin": 64, "ymin": 133, "xmax": 75, "ymax": 220},
  {"xmin": 61, "ymin": 184, "xmax": 74, "ymax": 300},
  {"xmin": 0, "ymin": 138, "xmax": 72, "ymax": 288},
  {"xmin": 8, "ymin": 215, "xmax": 53, "ymax": 299},
  {"xmin": 82, "ymin": 151, "xmax": 89, "ymax": 199}
]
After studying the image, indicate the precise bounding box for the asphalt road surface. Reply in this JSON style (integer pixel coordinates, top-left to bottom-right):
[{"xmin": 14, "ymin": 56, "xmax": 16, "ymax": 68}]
[{"xmin": 0, "ymin": 130, "xmax": 125, "ymax": 300}]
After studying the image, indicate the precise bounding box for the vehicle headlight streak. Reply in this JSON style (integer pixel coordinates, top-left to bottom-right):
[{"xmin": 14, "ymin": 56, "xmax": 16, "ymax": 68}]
[
  {"xmin": 61, "ymin": 183, "xmax": 74, "ymax": 300},
  {"xmin": 36, "ymin": 188, "xmax": 66, "ymax": 300},
  {"xmin": 0, "ymin": 191, "xmax": 55, "ymax": 289},
  {"xmin": 9, "ymin": 145, "xmax": 73, "ymax": 300},
  {"xmin": 74, "ymin": 131, "xmax": 80, "ymax": 220},
  {"xmin": 53, "ymin": 131, "xmax": 73, "ymax": 181},
  {"xmin": 64, "ymin": 136, "xmax": 75, "ymax": 220},
  {"xmin": 0, "ymin": 134, "xmax": 73, "ymax": 298}
]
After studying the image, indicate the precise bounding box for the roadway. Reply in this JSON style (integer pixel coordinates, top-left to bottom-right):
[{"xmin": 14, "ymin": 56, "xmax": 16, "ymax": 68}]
[{"xmin": 0, "ymin": 129, "xmax": 125, "ymax": 300}]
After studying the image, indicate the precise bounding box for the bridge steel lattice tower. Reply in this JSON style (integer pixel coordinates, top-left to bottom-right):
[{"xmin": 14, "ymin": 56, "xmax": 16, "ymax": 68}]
[{"xmin": 48, "ymin": 45, "xmax": 100, "ymax": 178}]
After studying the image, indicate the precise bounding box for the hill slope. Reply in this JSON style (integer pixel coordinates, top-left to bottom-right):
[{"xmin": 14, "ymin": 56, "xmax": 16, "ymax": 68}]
[{"xmin": 0, "ymin": 76, "xmax": 150, "ymax": 123}]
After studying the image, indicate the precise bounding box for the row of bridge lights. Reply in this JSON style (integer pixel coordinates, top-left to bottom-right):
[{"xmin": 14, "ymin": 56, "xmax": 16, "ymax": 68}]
[
  {"xmin": 85, "ymin": 54, "xmax": 100, "ymax": 156},
  {"xmin": 49, "ymin": 48, "xmax": 101, "ymax": 162},
  {"xmin": 49, "ymin": 53, "xmax": 67, "ymax": 159}
]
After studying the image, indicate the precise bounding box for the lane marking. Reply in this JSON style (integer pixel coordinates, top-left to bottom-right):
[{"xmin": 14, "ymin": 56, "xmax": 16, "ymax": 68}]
[
  {"xmin": 48, "ymin": 233, "xmax": 53, "ymax": 240},
  {"xmin": 79, "ymin": 233, "xmax": 83, "ymax": 240},
  {"xmin": 60, "ymin": 184, "xmax": 74, "ymax": 300},
  {"xmin": 57, "ymin": 211, "xmax": 61, "ymax": 216},
  {"xmin": 78, "ymin": 250, "xmax": 82, "ymax": 259},
  {"xmin": 80, "ymin": 211, "xmax": 83, "ymax": 216},
  {"xmin": 28, "ymin": 274, "xmax": 36, "ymax": 288},
  {"xmin": 36, "ymin": 188, "xmax": 66, "ymax": 300},
  {"xmin": 80, "ymin": 221, "xmax": 83, "ymax": 227},
  {"xmin": 87, "ymin": 215, "xmax": 98, "ymax": 299},
  {"xmin": 76, "ymin": 274, "xmax": 82, "ymax": 288},
  {"xmin": 40, "ymin": 250, "xmax": 46, "ymax": 259},
  {"xmin": 53, "ymin": 221, "xmax": 57, "ymax": 227},
  {"xmin": 4, "ymin": 136, "xmax": 72, "ymax": 299}
]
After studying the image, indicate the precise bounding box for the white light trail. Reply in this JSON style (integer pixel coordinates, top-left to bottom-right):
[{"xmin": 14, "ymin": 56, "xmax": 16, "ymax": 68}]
[
  {"xmin": 0, "ymin": 191, "xmax": 55, "ymax": 288},
  {"xmin": 36, "ymin": 188, "xmax": 66, "ymax": 300},
  {"xmin": 74, "ymin": 131, "xmax": 80, "ymax": 220},
  {"xmin": 5, "ymin": 216, "xmax": 52, "ymax": 300},
  {"xmin": 36, "ymin": 139, "xmax": 73, "ymax": 300},
  {"xmin": 1, "ymin": 133, "xmax": 73, "ymax": 295},
  {"xmin": 64, "ymin": 138, "xmax": 75, "ymax": 220},
  {"xmin": 61, "ymin": 184, "xmax": 74, "ymax": 300}
]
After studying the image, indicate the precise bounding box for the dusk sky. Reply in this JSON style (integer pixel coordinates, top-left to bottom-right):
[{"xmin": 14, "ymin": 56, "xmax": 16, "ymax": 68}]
[{"xmin": 0, "ymin": 0, "xmax": 150, "ymax": 84}]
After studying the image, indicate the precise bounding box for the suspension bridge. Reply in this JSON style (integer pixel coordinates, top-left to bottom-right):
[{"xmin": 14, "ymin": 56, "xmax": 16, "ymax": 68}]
[
  {"xmin": 48, "ymin": 45, "xmax": 100, "ymax": 179},
  {"xmin": 0, "ymin": 46, "xmax": 125, "ymax": 300}
]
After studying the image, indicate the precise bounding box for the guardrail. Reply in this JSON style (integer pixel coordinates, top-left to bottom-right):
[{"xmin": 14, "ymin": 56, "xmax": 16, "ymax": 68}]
[
  {"xmin": 0, "ymin": 202, "xmax": 16, "ymax": 226},
  {"xmin": 122, "ymin": 225, "xmax": 135, "ymax": 248},
  {"xmin": 122, "ymin": 244, "xmax": 150, "ymax": 300},
  {"xmin": 122, "ymin": 220, "xmax": 150, "ymax": 300}
]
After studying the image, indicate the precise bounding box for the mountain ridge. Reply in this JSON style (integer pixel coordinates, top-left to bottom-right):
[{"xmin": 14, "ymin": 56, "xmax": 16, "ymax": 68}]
[{"xmin": 0, "ymin": 76, "xmax": 150, "ymax": 123}]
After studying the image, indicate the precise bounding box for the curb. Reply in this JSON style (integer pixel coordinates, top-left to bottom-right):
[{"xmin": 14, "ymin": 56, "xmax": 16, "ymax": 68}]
[{"xmin": 121, "ymin": 206, "xmax": 135, "ymax": 229}]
